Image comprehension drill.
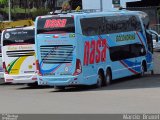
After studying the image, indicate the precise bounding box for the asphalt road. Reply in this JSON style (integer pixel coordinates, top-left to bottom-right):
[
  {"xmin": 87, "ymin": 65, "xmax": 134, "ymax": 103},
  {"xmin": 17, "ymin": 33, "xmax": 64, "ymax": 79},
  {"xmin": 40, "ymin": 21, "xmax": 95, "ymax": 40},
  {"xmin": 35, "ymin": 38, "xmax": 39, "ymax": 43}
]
[{"xmin": 0, "ymin": 52, "xmax": 160, "ymax": 114}]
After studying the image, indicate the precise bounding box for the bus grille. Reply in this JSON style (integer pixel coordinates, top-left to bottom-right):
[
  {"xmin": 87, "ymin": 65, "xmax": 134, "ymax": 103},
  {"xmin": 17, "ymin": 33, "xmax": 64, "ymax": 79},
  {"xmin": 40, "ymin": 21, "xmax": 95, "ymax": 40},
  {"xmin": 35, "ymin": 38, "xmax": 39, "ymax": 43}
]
[
  {"xmin": 40, "ymin": 45, "xmax": 74, "ymax": 64},
  {"xmin": 7, "ymin": 50, "xmax": 35, "ymax": 57}
]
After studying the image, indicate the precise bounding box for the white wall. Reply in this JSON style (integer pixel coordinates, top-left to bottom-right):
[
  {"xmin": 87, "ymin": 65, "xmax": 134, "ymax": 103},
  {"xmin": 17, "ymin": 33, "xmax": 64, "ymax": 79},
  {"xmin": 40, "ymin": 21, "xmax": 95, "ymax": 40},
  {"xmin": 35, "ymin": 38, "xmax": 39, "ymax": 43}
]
[
  {"xmin": 82, "ymin": 0, "xmax": 141, "ymax": 11},
  {"xmin": 82, "ymin": 0, "xmax": 101, "ymax": 10}
]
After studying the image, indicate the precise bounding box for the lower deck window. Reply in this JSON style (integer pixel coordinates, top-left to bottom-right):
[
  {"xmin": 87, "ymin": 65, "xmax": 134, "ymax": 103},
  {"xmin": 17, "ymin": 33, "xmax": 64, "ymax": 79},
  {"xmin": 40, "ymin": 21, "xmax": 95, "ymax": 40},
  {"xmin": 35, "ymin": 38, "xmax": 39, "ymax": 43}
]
[{"xmin": 110, "ymin": 43, "xmax": 146, "ymax": 61}]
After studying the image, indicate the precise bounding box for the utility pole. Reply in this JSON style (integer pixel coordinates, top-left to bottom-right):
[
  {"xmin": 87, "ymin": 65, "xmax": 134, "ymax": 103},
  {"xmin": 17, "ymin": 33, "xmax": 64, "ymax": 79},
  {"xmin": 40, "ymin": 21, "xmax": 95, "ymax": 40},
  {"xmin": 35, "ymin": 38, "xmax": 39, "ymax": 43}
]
[{"xmin": 8, "ymin": 0, "xmax": 11, "ymax": 21}]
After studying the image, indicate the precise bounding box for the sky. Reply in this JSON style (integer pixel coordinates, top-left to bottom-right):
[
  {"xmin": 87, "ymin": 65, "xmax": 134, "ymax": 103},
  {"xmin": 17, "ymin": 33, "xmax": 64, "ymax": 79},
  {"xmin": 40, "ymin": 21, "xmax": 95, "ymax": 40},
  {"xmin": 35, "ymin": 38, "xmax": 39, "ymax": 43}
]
[{"xmin": 82, "ymin": 0, "xmax": 141, "ymax": 10}]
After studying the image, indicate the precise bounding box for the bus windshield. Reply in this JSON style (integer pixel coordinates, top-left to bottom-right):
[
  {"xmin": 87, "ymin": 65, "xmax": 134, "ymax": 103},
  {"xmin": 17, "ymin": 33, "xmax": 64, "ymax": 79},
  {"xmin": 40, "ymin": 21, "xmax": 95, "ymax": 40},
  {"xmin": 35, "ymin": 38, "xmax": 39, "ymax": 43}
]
[
  {"xmin": 3, "ymin": 29, "xmax": 34, "ymax": 46},
  {"xmin": 37, "ymin": 17, "xmax": 75, "ymax": 34}
]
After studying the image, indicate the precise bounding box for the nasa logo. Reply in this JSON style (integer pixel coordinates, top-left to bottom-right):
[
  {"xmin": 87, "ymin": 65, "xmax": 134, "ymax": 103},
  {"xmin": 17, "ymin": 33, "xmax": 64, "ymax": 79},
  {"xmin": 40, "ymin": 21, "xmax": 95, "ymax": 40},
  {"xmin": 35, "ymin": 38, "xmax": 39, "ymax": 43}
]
[
  {"xmin": 44, "ymin": 19, "xmax": 67, "ymax": 28},
  {"xmin": 84, "ymin": 39, "xmax": 107, "ymax": 66}
]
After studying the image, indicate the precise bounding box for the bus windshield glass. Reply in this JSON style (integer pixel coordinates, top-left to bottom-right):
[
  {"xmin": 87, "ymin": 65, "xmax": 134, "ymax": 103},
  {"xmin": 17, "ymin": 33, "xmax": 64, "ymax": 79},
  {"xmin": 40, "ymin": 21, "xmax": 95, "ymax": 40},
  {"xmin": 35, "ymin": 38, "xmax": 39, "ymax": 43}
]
[
  {"xmin": 37, "ymin": 17, "xmax": 75, "ymax": 34},
  {"xmin": 3, "ymin": 29, "xmax": 34, "ymax": 46}
]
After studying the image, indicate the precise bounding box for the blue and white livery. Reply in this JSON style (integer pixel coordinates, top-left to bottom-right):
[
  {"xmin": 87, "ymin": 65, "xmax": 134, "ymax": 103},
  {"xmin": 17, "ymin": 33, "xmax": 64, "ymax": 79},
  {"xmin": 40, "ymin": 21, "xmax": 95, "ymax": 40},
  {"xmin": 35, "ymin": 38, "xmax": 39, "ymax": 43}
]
[{"xmin": 35, "ymin": 10, "xmax": 154, "ymax": 89}]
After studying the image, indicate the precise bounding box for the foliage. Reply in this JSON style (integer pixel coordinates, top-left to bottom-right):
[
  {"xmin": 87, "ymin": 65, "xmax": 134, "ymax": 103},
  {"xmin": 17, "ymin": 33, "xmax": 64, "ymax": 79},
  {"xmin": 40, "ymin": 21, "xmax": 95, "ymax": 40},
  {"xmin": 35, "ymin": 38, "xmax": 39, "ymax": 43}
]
[
  {"xmin": 0, "ymin": 7, "xmax": 37, "ymax": 13},
  {"xmin": 0, "ymin": 7, "xmax": 50, "ymax": 20},
  {"xmin": 0, "ymin": 0, "xmax": 7, "ymax": 4},
  {"xmin": 0, "ymin": 0, "xmax": 54, "ymax": 20},
  {"xmin": 31, "ymin": 8, "xmax": 50, "ymax": 19}
]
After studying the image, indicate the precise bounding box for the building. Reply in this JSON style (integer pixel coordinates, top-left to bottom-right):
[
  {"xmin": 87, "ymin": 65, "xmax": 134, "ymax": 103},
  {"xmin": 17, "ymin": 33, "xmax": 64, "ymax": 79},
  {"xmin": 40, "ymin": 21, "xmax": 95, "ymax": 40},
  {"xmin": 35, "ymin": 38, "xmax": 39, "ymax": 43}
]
[
  {"xmin": 126, "ymin": 0, "xmax": 160, "ymax": 26},
  {"xmin": 54, "ymin": 0, "xmax": 140, "ymax": 11},
  {"xmin": 127, "ymin": 0, "xmax": 160, "ymax": 7}
]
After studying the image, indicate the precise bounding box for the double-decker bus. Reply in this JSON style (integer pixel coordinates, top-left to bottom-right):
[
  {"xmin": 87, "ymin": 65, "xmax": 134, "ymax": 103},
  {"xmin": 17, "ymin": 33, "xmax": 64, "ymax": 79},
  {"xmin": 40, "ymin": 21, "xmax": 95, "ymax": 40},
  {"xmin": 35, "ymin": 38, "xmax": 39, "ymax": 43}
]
[
  {"xmin": 35, "ymin": 10, "xmax": 153, "ymax": 89},
  {"xmin": 1, "ymin": 26, "xmax": 37, "ymax": 84}
]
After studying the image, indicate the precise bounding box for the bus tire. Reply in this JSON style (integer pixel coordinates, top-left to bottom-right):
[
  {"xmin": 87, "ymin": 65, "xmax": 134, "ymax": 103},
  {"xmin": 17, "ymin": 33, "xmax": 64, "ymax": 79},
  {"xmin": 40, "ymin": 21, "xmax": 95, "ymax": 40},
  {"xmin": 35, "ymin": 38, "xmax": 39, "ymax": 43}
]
[
  {"xmin": 106, "ymin": 69, "xmax": 112, "ymax": 86},
  {"xmin": 140, "ymin": 63, "xmax": 145, "ymax": 77},
  {"xmin": 27, "ymin": 82, "xmax": 38, "ymax": 87},
  {"xmin": 95, "ymin": 71, "xmax": 104, "ymax": 88}
]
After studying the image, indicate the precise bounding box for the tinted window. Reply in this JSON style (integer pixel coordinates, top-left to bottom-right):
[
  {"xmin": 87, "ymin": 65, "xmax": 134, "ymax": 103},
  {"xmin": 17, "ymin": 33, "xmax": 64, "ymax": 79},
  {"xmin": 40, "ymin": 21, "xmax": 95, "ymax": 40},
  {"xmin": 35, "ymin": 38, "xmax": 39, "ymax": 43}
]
[
  {"xmin": 80, "ymin": 17, "xmax": 103, "ymax": 36},
  {"xmin": 37, "ymin": 17, "xmax": 75, "ymax": 34},
  {"xmin": 110, "ymin": 43, "xmax": 146, "ymax": 61},
  {"xmin": 3, "ymin": 29, "xmax": 35, "ymax": 46},
  {"xmin": 81, "ymin": 15, "xmax": 142, "ymax": 36}
]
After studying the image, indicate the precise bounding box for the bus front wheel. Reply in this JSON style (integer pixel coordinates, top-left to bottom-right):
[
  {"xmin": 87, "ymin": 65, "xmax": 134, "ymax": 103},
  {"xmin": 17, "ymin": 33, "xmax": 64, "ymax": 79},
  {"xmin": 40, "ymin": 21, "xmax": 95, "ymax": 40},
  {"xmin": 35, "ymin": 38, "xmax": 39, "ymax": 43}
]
[
  {"xmin": 106, "ymin": 69, "xmax": 112, "ymax": 86},
  {"xmin": 140, "ymin": 64, "xmax": 145, "ymax": 77}
]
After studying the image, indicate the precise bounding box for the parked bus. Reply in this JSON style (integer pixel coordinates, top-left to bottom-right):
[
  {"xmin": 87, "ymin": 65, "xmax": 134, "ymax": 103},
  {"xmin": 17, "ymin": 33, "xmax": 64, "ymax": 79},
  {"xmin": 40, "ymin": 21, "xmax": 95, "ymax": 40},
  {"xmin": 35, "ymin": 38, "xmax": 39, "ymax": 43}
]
[
  {"xmin": 1, "ymin": 26, "xmax": 37, "ymax": 84},
  {"xmin": 35, "ymin": 10, "xmax": 153, "ymax": 89},
  {"xmin": 0, "ymin": 20, "xmax": 34, "ymax": 83}
]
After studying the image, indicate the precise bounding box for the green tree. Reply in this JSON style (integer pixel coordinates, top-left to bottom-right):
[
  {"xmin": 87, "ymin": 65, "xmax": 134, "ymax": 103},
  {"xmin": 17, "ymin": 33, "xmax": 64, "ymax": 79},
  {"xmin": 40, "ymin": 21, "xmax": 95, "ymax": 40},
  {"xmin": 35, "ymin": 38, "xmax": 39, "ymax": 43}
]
[{"xmin": 0, "ymin": 0, "xmax": 7, "ymax": 4}]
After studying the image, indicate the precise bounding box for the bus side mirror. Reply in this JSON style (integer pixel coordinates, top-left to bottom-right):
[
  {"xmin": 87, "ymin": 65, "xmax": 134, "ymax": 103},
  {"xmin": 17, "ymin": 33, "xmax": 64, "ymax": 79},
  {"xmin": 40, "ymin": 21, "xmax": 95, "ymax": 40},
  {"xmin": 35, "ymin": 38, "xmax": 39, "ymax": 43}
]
[{"xmin": 156, "ymin": 35, "xmax": 158, "ymax": 42}]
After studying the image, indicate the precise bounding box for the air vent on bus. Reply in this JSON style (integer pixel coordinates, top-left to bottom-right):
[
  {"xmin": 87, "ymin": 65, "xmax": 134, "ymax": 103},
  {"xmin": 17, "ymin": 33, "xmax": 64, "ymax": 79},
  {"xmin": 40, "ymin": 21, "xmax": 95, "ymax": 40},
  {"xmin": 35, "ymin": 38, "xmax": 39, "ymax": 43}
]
[
  {"xmin": 7, "ymin": 50, "xmax": 35, "ymax": 57},
  {"xmin": 40, "ymin": 45, "xmax": 74, "ymax": 64}
]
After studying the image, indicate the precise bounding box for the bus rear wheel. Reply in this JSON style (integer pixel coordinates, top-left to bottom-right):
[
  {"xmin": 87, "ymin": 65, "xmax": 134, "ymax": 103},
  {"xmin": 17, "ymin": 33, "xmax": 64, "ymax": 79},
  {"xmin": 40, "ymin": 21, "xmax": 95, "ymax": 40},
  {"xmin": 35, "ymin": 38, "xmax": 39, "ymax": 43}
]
[
  {"xmin": 95, "ymin": 72, "xmax": 103, "ymax": 88},
  {"xmin": 27, "ymin": 82, "xmax": 38, "ymax": 87}
]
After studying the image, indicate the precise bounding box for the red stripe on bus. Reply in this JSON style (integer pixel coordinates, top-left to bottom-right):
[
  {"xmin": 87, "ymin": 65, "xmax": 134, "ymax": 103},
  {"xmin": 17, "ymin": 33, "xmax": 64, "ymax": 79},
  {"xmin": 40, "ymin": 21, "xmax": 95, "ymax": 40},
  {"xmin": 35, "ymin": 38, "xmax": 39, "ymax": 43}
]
[
  {"xmin": 136, "ymin": 31, "xmax": 144, "ymax": 46},
  {"xmin": 120, "ymin": 60, "xmax": 138, "ymax": 74},
  {"xmin": 98, "ymin": 35, "xmax": 109, "ymax": 48}
]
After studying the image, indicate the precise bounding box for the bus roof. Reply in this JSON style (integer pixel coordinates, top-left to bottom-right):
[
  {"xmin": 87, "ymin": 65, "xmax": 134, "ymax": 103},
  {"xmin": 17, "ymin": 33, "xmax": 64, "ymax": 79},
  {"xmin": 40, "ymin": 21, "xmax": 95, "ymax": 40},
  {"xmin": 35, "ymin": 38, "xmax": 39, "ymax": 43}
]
[
  {"xmin": 38, "ymin": 10, "xmax": 143, "ymax": 19},
  {"xmin": 2, "ymin": 26, "xmax": 34, "ymax": 32}
]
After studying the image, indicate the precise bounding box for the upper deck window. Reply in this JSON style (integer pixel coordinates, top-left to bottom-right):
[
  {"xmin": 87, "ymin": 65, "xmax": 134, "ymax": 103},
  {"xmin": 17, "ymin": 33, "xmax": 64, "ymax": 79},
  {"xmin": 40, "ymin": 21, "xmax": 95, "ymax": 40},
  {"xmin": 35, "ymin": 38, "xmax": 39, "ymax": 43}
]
[{"xmin": 80, "ymin": 15, "xmax": 142, "ymax": 36}]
